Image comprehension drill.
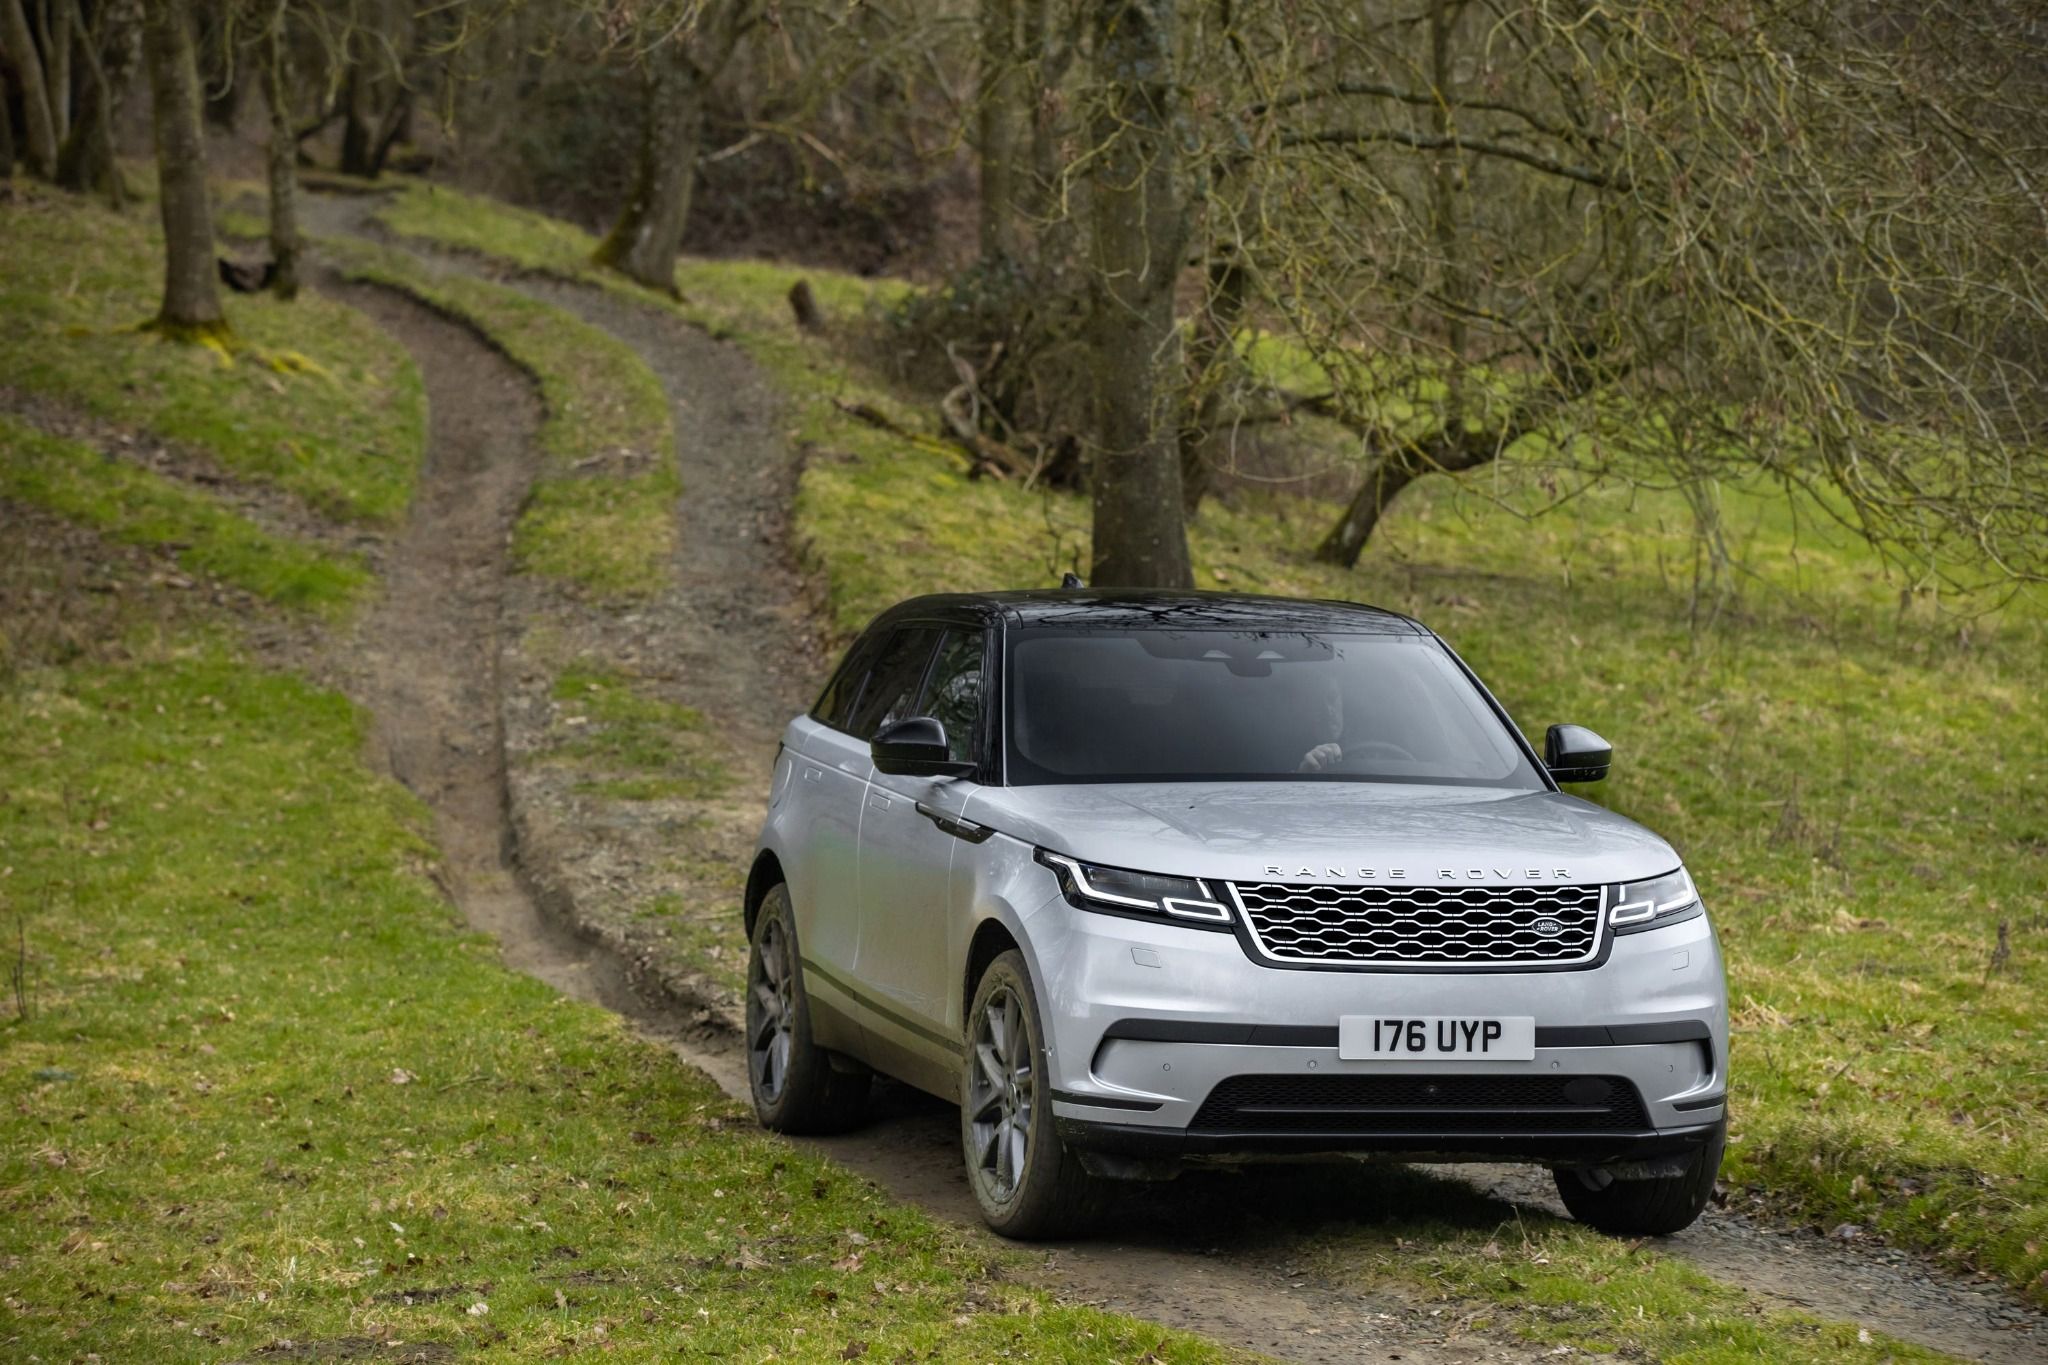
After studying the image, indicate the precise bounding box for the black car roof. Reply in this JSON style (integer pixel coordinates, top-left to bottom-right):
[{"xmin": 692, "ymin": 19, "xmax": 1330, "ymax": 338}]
[{"xmin": 872, "ymin": 588, "xmax": 1427, "ymax": 635}]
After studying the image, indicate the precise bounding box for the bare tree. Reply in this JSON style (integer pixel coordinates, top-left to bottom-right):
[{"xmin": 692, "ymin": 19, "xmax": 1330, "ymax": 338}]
[
  {"xmin": 591, "ymin": 1, "xmax": 758, "ymax": 293},
  {"xmin": 56, "ymin": 1, "xmax": 139, "ymax": 205},
  {"xmin": 1, "ymin": 0, "xmax": 59, "ymax": 176},
  {"xmin": 143, "ymin": 0, "xmax": 226, "ymax": 339},
  {"xmin": 260, "ymin": 0, "xmax": 299, "ymax": 297},
  {"xmin": 1084, "ymin": 0, "xmax": 1194, "ymax": 587},
  {"xmin": 976, "ymin": 0, "xmax": 1022, "ymax": 261}
]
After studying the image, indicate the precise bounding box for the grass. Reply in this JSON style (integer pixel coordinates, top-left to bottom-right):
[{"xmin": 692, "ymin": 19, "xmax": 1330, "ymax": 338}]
[
  {"xmin": 0, "ymin": 415, "xmax": 370, "ymax": 615},
  {"xmin": 316, "ymin": 189, "xmax": 2048, "ymax": 1306},
  {"xmin": 547, "ymin": 664, "xmax": 731, "ymax": 802},
  {"xmin": 0, "ymin": 182, "xmax": 426, "ymax": 525},
  {"xmin": 1283, "ymin": 1166, "xmax": 1949, "ymax": 1364},
  {"xmin": 375, "ymin": 181, "xmax": 611, "ymax": 286},
  {"xmin": 0, "ymin": 634, "xmax": 1245, "ymax": 1364},
  {"xmin": 326, "ymin": 236, "xmax": 680, "ymax": 601}
]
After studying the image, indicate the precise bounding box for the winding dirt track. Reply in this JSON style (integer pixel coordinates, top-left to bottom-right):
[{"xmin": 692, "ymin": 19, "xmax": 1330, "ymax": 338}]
[{"xmin": 316, "ymin": 204, "xmax": 2045, "ymax": 1365}]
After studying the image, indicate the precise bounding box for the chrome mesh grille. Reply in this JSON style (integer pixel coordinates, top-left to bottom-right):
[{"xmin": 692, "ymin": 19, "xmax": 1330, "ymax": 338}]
[{"xmin": 1227, "ymin": 881, "xmax": 1605, "ymax": 967}]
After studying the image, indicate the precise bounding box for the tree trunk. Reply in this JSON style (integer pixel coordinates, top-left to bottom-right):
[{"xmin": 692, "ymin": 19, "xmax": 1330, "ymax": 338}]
[
  {"xmin": 1, "ymin": 64, "xmax": 16, "ymax": 177},
  {"xmin": 592, "ymin": 45, "xmax": 705, "ymax": 294},
  {"xmin": 338, "ymin": 59, "xmax": 374, "ymax": 174},
  {"xmin": 198, "ymin": 0, "xmax": 240, "ymax": 132},
  {"xmin": 1315, "ymin": 452, "xmax": 1425, "ymax": 567},
  {"xmin": 1, "ymin": 0, "xmax": 58, "ymax": 177},
  {"xmin": 143, "ymin": 0, "xmax": 226, "ymax": 338},
  {"xmin": 261, "ymin": 0, "xmax": 298, "ymax": 299},
  {"xmin": 45, "ymin": 0, "xmax": 71, "ymax": 145},
  {"xmin": 55, "ymin": 2, "xmax": 119, "ymax": 202},
  {"xmin": 977, "ymin": 0, "xmax": 1020, "ymax": 262},
  {"xmin": 1178, "ymin": 246, "xmax": 1251, "ymax": 515},
  {"xmin": 1084, "ymin": 0, "xmax": 1193, "ymax": 589}
]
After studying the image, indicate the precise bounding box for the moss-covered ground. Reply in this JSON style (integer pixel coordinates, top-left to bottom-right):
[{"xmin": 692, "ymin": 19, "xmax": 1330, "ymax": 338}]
[
  {"xmin": 0, "ymin": 183, "xmax": 425, "ymax": 525},
  {"xmin": 372, "ymin": 185, "xmax": 2048, "ymax": 1308}
]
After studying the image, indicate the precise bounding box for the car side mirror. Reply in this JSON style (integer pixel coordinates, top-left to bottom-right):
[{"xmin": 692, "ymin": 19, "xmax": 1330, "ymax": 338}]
[
  {"xmin": 871, "ymin": 716, "xmax": 975, "ymax": 779},
  {"xmin": 1544, "ymin": 723, "xmax": 1612, "ymax": 783}
]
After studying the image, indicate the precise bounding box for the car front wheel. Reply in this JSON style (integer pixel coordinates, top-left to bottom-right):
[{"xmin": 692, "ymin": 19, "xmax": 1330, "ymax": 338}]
[
  {"xmin": 960, "ymin": 949, "xmax": 1107, "ymax": 1238},
  {"xmin": 746, "ymin": 884, "xmax": 868, "ymax": 1134},
  {"xmin": 1554, "ymin": 1122, "xmax": 1725, "ymax": 1236}
]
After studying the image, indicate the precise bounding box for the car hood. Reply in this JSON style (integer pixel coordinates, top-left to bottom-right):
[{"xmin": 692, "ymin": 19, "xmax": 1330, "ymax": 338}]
[{"xmin": 964, "ymin": 781, "xmax": 1679, "ymax": 887}]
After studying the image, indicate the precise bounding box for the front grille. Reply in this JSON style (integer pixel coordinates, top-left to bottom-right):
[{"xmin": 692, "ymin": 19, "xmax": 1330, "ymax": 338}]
[
  {"xmin": 1227, "ymin": 881, "xmax": 1605, "ymax": 967},
  {"xmin": 1191, "ymin": 1073, "xmax": 1650, "ymax": 1133}
]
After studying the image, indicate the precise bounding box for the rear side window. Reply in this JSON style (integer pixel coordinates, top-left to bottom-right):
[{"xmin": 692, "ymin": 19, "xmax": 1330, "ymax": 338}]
[
  {"xmin": 847, "ymin": 626, "xmax": 943, "ymax": 738},
  {"xmin": 811, "ymin": 629, "xmax": 889, "ymax": 733},
  {"xmin": 918, "ymin": 629, "xmax": 987, "ymax": 764}
]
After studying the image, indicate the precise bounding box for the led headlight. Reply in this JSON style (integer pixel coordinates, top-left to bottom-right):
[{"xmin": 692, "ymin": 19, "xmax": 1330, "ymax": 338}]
[
  {"xmin": 1608, "ymin": 867, "xmax": 1702, "ymax": 934},
  {"xmin": 1035, "ymin": 850, "xmax": 1233, "ymax": 928}
]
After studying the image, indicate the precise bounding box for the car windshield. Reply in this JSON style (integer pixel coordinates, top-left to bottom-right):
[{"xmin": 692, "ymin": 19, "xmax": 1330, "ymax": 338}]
[{"xmin": 1004, "ymin": 627, "xmax": 1544, "ymax": 788}]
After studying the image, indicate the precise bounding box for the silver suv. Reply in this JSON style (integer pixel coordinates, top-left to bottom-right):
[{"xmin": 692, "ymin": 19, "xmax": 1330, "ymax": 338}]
[{"xmin": 745, "ymin": 591, "xmax": 1727, "ymax": 1238}]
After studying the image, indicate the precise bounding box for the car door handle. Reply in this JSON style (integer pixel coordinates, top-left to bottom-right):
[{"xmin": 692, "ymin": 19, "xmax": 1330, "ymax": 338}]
[
  {"xmin": 916, "ymin": 802, "xmax": 994, "ymax": 843},
  {"xmin": 867, "ymin": 793, "xmax": 892, "ymax": 812}
]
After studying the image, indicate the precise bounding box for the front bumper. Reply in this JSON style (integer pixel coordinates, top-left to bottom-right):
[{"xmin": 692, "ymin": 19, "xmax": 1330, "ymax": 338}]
[
  {"xmin": 1058, "ymin": 1114, "xmax": 1727, "ymax": 1168},
  {"xmin": 1027, "ymin": 889, "xmax": 1727, "ymax": 1156}
]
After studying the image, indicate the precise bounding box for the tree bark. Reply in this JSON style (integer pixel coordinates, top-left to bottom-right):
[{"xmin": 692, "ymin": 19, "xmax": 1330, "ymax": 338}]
[
  {"xmin": 1084, "ymin": 0, "xmax": 1193, "ymax": 589},
  {"xmin": 1315, "ymin": 450, "xmax": 1428, "ymax": 567},
  {"xmin": 1, "ymin": 63, "xmax": 15, "ymax": 177},
  {"xmin": 261, "ymin": 0, "xmax": 298, "ymax": 299},
  {"xmin": 977, "ymin": 0, "xmax": 1020, "ymax": 262},
  {"xmin": 1, "ymin": 0, "xmax": 58, "ymax": 177},
  {"xmin": 1315, "ymin": 427, "xmax": 1506, "ymax": 567},
  {"xmin": 592, "ymin": 44, "xmax": 706, "ymax": 294},
  {"xmin": 338, "ymin": 59, "xmax": 374, "ymax": 174},
  {"xmin": 143, "ymin": 0, "xmax": 226, "ymax": 337},
  {"xmin": 45, "ymin": 0, "xmax": 72, "ymax": 145},
  {"xmin": 55, "ymin": 1, "xmax": 120, "ymax": 202}
]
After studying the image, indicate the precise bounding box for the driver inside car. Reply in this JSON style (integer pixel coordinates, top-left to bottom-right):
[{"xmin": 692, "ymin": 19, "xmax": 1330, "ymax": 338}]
[{"xmin": 1297, "ymin": 673, "xmax": 1346, "ymax": 773}]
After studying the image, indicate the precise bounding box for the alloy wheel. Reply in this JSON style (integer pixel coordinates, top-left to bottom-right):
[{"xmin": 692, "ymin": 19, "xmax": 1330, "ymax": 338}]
[
  {"xmin": 748, "ymin": 914, "xmax": 794, "ymax": 1105},
  {"xmin": 966, "ymin": 984, "xmax": 1036, "ymax": 1203}
]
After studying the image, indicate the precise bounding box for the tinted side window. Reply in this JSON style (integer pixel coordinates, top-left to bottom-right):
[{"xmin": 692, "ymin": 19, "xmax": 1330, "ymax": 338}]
[
  {"xmin": 847, "ymin": 626, "xmax": 942, "ymax": 738},
  {"xmin": 919, "ymin": 629, "xmax": 986, "ymax": 764},
  {"xmin": 811, "ymin": 629, "xmax": 888, "ymax": 733}
]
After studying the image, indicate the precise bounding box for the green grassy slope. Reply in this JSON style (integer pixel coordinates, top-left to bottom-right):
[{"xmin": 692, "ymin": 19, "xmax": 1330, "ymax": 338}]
[
  {"xmin": 326, "ymin": 236, "xmax": 681, "ymax": 601},
  {"xmin": 0, "ymin": 184, "xmax": 426, "ymax": 525},
  {"xmin": 0, "ymin": 415, "xmax": 370, "ymax": 614},
  {"xmin": 373, "ymin": 186, "xmax": 2047, "ymax": 1305},
  {"xmin": 0, "ymin": 641, "xmax": 1241, "ymax": 1364}
]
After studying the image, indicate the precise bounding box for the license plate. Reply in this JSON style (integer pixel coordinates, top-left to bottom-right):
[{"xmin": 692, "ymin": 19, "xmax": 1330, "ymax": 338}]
[{"xmin": 1338, "ymin": 1015, "xmax": 1536, "ymax": 1061}]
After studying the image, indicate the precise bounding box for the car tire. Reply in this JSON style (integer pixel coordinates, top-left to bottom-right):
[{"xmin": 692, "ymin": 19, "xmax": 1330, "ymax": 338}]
[
  {"xmin": 745, "ymin": 884, "xmax": 868, "ymax": 1134},
  {"xmin": 960, "ymin": 949, "xmax": 1109, "ymax": 1239},
  {"xmin": 1553, "ymin": 1121, "xmax": 1725, "ymax": 1236}
]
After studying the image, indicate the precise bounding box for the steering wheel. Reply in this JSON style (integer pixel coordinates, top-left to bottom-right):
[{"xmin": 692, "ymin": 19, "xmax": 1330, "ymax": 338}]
[{"xmin": 1338, "ymin": 739, "xmax": 1418, "ymax": 767}]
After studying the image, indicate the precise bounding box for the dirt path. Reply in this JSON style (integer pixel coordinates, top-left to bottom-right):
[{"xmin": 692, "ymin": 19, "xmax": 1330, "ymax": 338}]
[{"xmin": 315, "ymin": 205, "xmax": 2045, "ymax": 1365}]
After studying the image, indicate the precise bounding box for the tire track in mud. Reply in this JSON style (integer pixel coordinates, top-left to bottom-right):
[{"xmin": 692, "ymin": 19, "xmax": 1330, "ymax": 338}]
[{"xmin": 316, "ymin": 205, "xmax": 2044, "ymax": 1365}]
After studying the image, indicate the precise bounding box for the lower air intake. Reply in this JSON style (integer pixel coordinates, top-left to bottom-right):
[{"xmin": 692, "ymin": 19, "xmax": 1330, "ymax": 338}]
[{"xmin": 1190, "ymin": 1073, "xmax": 1650, "ymax": 1132}]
